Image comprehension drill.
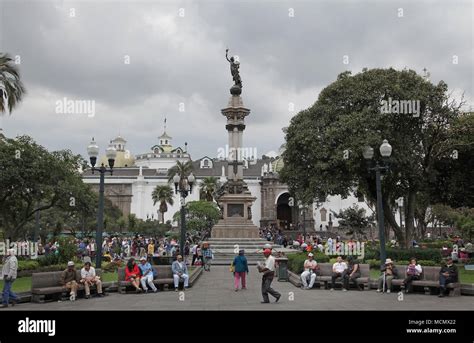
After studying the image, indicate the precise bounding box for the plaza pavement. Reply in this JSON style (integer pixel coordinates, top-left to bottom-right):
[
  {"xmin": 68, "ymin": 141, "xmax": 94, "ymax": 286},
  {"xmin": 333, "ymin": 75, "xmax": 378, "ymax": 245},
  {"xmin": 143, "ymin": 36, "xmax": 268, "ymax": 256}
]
[{"xmin": 8, "ymin": 266, "xmax": 474, "ymax": 310}]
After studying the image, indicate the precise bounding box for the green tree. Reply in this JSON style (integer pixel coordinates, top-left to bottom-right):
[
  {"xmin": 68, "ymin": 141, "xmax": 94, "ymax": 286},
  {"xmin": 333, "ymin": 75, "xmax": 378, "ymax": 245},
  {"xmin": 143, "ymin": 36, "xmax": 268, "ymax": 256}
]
[
  {"xmin": 0, "ymin": 53, "xmax": 26, "ymax": 114},
  {"xmin": 199, "ymin": 176, "xmax": 219, "ymax": 201},
  {"xmin": 333, "ymin": 205, "xmax": 375, "ymax": 238},
  {"xmin": 281, "ymin": 68, "xmax": 464, "ymax": 247},
  {"xmin": 0, "ymin": 135, "xmax": 91, "ymax": 239},
  {"xmin": 173, "ymin": 200, "xmax": 220, "ymax": 236},
  {"xmin": 152, "ymin": 184, "xmax": 174, "ymax": 223}
]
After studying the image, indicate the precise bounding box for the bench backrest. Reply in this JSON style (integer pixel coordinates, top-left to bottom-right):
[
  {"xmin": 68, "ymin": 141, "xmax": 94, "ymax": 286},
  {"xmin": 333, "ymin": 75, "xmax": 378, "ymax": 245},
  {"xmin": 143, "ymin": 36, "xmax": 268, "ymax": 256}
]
[
  {"xmin": 421, "ymin": 266, "xmax": 441, "ymax": 281},
  {"xmin": 31, "ymin": 269, "xmax": 101, "ymax": 288},
  {"xmin": 317, "ymin": 263, "xmax": 369, "ymax": 277}
]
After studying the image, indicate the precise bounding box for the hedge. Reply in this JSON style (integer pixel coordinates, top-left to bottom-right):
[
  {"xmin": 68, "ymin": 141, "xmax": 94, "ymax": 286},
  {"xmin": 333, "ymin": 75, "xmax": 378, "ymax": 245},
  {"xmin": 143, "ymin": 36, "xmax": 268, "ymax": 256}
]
[
  {"xmin": 369, "ymin": 248, "xmax": 443, "ymax": 263},
  {"xmin": 287, "ymin": 252, "xmax": 329, "ymax": 274}
]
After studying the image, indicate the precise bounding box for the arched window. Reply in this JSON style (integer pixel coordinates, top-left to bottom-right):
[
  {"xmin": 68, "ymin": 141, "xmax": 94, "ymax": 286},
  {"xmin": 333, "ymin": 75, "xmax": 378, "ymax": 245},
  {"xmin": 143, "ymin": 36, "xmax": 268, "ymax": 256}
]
[
  {"xmin": 204, "ymin": 160, "xmax": 209, "ymax": 167},
  {"xmin": 165, "ymin": 140, "xmax": 168, "ymax": 144}
]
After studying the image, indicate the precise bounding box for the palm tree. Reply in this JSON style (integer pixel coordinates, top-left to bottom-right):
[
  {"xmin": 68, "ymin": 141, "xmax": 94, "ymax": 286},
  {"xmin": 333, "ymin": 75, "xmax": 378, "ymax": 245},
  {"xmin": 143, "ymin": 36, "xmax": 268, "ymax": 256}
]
[
  {"xmin": 0, "ymin": 53, "xmax": 26, "ymax": 114},
  {"xmin": 200, "ymin": 176, "xmax": 220, "ymax": 201},
  {"xmin": 152, "ymin": 185, "xmax": 174, "ymax": 223},
  {"xmin": 167, "ymin": 160, "xmax": 194, "ymax": 189}
]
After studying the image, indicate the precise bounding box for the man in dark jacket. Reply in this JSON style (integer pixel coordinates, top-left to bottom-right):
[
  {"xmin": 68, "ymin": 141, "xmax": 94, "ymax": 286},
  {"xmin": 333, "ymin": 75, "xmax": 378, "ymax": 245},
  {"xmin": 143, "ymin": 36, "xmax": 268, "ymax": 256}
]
[
  {"xmin": 61, "ymin": 261, "xmax": 79, "ymax": 301},
  {"xmin": 438, "ymin": 257, "xmax": 459, "ymax": 297}
]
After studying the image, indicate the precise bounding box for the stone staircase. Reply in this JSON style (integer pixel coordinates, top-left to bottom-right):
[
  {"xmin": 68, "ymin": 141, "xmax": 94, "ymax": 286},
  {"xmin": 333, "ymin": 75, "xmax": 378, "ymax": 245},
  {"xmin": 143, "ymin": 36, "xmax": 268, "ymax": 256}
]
[{"xmin": 206, "ymin": 238, "xmax": 295, "ymax": 265}]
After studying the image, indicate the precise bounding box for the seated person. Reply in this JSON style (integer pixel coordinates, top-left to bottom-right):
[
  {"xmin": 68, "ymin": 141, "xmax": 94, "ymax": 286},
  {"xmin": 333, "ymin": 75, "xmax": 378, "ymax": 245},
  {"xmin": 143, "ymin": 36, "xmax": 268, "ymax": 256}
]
[
  {"xmin": 80, "ymin": 262, "xmax": 104, "ymax": 299},
  {"xmin": 342, "ymin": 256, "xmax": 361, "ymax": 291},
  {"xmin": 438, "ymin": 257, "xmax": 459, "ymax": 297},
  {"xmin": 402, "ymin": 258, "xmax": 422, "ymax": 293},
  {"xmin": 171, "ymin": 255, "xmax": 189, "ymax": 291},
  {"xmin": 377, "ymin": 258, "xmax": 399, "ymax": 293},
  {"xmin": 138, "ymin": 257, "xmax": 158, "ymax": 293},
  {"xmin": 300, "ymin": 253, "xmax": 318, "ymax": 290},
  {"xmin": 330, "ymin": 256, "xmax": 348, "ymax": 291},
  {"xmin": 125, "ymin": 257, "xmax": 142, "ymax": 293},
  {"xmin": 61, "ymin": 261, "xmax": 80, "ymax": 301}
]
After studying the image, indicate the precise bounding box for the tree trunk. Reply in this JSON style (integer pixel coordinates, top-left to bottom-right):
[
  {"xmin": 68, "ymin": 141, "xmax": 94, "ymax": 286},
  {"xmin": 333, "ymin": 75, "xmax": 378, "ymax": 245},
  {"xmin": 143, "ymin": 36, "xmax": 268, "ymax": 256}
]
[
  {"xmin": 404, "ymin": 191, "xmax": 416, "ymax": 249},
  {"xmin": 382, "ymin": 197, "xmax": 404, "ymax": 245}
]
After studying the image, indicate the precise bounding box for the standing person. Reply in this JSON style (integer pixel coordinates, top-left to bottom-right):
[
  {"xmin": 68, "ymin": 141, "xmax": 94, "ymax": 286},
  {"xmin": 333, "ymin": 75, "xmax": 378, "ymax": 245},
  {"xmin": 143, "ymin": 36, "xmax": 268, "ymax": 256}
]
[
  {"xmin": 257, "ymin": 249, "xmax": 281, "ymax": 303},
  {"xmin": 300, "ymin": 253, "xmax": 318, "ymax": 290},
  {"xmin": 1, "ymin": 249, "xmax": 18, "ymax": 308},
  {"xmin": 138, "ymin": 257, "xmax": 158, "ymax": 293},
  {"xmin": 330, "ymin": 256, "xmax": 348, "ymax": 291},
  {"xmin": 191, "ymin": 244, "xmax": 198, "ymax": 266},
  {"xmin": 125, "ymin": 258, "xmax": 142, "ymax": 293},
  {"xmin": 171, "ymin": 255, "xmax": 189, "ymax": 291},
  {"xmin": 342, "ymin": 256, "xmax": 361, "ymax": 291},
  {"xmin": 147, "ymin": 240, "xmax": 155, "ymax": 257},
  {"xmin": 233, "ymin": 249, "xmax": 249, "ymax": 291},
  {"xmin": 61, "ymin": 261, "xmax": 80, "ymax": 301},
  {"xmin": 438, "ymin": 257, "xmax": 459, "ymax": 297},
  {"xmin": 402, "ymin": 258, "xmax": 422, "ymax": 294},
  {"xmin": 80, "ymin": 262, "xmax": 104, "ymax": 299},
  {"xmin": 377, "ymin": 258, "xmax": 399, "ymax": 293},
  {"xmin": 202, "ymin": 243, "xmax": 213, "ymax": 272}
]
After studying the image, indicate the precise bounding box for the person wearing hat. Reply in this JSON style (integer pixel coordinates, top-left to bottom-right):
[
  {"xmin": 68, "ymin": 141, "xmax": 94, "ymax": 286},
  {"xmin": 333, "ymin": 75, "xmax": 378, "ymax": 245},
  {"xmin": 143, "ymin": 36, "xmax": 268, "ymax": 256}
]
[
  {"xmin": 138, "ymin": 257, "xmax": 158, "ymax": 293},
  {"xmin": 1, "ymin": 248, "xmax": 18, "ymax": 308},
  {"xmin": 232, "ymin": 249, "xmax": 249, "ymax": 291},
  {"xmin": 377, "ymin": 258, "xmax": 399, "ymax": 293},
  {"xmin": 61, "ymin": 261, "xmax": 80, "ymax": 301},
  {"xmin": 257, "ymin": 249, "xmax": 281, "ymax": 303},
  {"xmin": 438, "ymin": 257, "xmax": 459, "ymax": 297},
  {"xmin": 80, "ymin": 261, "xmax": 104, "ymax": 299},
  {"xmin": 300, "ymin": 253, "xmax": 318, "ymax": 290}
]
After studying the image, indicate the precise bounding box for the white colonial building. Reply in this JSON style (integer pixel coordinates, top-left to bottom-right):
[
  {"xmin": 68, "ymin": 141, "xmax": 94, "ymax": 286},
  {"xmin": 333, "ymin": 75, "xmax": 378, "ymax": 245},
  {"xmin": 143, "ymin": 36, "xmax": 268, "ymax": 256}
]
[{"xmin": 82, "ymin": 130, "xmax": 377, "ymax": 232}]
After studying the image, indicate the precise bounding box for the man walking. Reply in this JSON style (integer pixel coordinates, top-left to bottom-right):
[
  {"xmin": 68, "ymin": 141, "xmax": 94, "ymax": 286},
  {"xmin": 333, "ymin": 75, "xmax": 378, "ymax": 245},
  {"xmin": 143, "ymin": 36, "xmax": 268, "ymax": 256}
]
[
  {"xmin": 258, "ymin": 249, "xmax": 281, "ymax": 303},
  {"xmin": 1, "ymin": 249, "xmax": 18, "ymax": 308}
]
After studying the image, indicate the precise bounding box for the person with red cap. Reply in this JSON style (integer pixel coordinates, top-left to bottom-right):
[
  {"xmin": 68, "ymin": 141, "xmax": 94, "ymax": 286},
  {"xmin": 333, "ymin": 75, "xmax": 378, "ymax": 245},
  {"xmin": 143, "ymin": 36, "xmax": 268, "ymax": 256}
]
[{"xmin": 257, "ymin": 249, "xmax": 281, "ymax": 303}]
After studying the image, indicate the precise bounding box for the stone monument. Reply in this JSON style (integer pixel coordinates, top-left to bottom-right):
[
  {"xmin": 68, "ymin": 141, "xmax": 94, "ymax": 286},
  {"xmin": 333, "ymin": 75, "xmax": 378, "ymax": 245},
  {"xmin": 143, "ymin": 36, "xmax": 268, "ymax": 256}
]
[{"xmin": 211, "ymin": 49, "xmax": 259, "ymax": 239}]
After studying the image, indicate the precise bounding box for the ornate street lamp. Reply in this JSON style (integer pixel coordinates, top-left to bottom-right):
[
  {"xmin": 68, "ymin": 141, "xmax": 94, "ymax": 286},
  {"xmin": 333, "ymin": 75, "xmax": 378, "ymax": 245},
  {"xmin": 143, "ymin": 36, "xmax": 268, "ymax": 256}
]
[
  {"xmin": 87, "ymin": 138, "xmax": 117, "ymax": 269},
  {"xmin": 173, "ymin": 171, "xmax": 195, "ymax": 258},
  {"xmin": 363, "ymin": 139, "xmax": 392, "ymax": 265}
]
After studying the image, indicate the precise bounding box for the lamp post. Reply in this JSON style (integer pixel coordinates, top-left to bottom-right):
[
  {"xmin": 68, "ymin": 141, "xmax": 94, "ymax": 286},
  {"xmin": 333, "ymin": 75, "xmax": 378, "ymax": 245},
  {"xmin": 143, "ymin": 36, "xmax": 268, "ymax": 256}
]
[
  {"xmin": 87, "ymin": 138, "xmax": 117, "ymax": 269},
  {"xmin": 173, "ymin": 171, "xmax": 195, "ymax": 259},
  {"xmin": 299, "ymin": 203, "xmax": 307, "ymax": 242},
  {"xmin": 363, "ymin": 139, "xmax": 392, "ymax": 265}
]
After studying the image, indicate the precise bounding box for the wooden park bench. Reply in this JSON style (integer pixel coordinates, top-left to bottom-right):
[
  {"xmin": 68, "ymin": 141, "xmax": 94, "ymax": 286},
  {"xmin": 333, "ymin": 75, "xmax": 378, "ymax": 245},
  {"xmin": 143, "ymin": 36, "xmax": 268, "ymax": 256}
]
[
  {"xmin": 295, "ymin": 263, "xmax": 370, "ymax": 290},
  {"xmin": 391, "ymin": 265, "xmax": 461, "ymax": 296},
  {"xmin": 118, "ymin": 265, "xmax": 202, "ymax": 294},
  {"xmin": 31, "ymin": 270, "xmax": 107, "ymax": 303}
]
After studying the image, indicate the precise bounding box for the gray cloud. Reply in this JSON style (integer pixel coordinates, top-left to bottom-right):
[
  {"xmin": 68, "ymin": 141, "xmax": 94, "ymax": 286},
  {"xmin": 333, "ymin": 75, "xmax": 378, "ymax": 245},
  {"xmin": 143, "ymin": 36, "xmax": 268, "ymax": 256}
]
[{"xmin": 1, "ymin": 0, "xmax": 472, "ymax": 160}]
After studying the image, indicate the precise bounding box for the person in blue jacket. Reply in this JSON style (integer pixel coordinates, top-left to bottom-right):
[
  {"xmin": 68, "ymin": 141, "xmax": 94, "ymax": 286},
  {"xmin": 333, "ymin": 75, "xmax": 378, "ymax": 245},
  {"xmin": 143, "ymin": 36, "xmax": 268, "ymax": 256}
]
[{"xmin": 233, "ymin": 249, "xmax": 249, "ymax": 291}]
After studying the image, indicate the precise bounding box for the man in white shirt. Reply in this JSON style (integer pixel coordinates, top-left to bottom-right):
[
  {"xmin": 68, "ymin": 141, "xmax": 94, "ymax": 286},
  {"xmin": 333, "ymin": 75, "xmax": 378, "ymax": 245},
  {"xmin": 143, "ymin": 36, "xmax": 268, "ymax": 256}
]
[
  {"xmin": 330, "ymin": 256, "xmax": 348, "ymax": 291},
  {"xmin": 80, "ymin": 262, "xmax": 104, "ymax": 299},
  {"xmin": 300, "ymin": 253, "xmax": 318, "ymax": 290},
  {"xmin": 191, "ymin": 244, "xmax": 198, "ymax": 266},
  {"xmin": 257, "ymin": 249, "xmax": 281, "ymax": 303}
]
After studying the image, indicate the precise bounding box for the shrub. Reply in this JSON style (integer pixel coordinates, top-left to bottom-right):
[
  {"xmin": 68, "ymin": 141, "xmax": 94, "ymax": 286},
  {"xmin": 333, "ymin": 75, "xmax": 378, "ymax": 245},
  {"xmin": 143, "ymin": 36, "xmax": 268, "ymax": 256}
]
[
  {"xmin": 37, "ymin": 253, "xmax": 60, "ymax": 266},
  {"xmin": 56, "ymin": 237, "xmax": 78, "ymax": 264},
  {"xmin": 18, "ymin": 260, "xmax": 39, "ymax": 271},
  {"xmin": 374, "ymin": 248, "xmax": 443, "ymax": 263}
]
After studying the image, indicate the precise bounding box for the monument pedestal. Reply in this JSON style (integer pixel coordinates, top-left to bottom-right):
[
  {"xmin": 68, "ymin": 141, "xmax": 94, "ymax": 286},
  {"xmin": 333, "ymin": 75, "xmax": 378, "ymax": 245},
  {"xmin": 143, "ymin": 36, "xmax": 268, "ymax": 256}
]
[{"xmin": 211, "ymin": 192, "xmax": 259, "ymax": 239}]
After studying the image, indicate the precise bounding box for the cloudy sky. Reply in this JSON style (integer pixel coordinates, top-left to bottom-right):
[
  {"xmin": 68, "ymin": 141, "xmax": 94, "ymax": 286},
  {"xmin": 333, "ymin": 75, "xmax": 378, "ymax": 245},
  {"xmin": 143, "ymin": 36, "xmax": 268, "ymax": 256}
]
[{"xmin": 0, "ymin": 0, "xmax": 472, "ymax": 160}]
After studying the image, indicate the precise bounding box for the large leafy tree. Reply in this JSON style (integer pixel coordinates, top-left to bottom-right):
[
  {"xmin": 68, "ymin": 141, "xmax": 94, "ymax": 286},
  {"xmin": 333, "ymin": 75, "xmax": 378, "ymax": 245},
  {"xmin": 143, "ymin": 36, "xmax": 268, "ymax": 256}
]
[
  {"xmin": 281, "ymin": 68, "xmax": 466, "ymax": 247},
  {"xmin": 151, "ymin": 184, "xmax": 174, "ymax": 223},
  {"xmin": 0, "ymin": 135, "xmax": 93, "ymax": 239},
  {"xmin": 199, "ymin": 176, "xmax": 220, "ymax": 202},
  {"xmin": 0, "ymin": 53, "xmax": 26, "ymax": 114}
]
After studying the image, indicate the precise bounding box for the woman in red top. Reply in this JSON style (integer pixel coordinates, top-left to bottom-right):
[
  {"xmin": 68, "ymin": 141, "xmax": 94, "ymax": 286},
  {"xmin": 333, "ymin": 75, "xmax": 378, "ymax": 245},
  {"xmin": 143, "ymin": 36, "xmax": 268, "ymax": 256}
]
[{"xmin": 125, "ymin": 257, "xmax": 142, "ymax": 293}]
